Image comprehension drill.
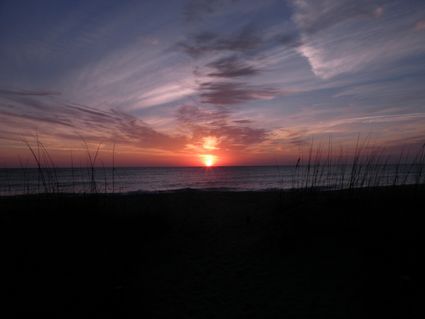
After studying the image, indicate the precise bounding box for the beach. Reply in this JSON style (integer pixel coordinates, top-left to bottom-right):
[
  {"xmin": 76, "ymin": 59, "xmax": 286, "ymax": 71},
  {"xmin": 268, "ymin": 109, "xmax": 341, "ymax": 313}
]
[
  {"xmin": 1, "ymin": 185, "xmax": 423, "ymax": 317},
  {"xmin": 2, "ymin": 0, "xmax": 425, "ymax": 317}
]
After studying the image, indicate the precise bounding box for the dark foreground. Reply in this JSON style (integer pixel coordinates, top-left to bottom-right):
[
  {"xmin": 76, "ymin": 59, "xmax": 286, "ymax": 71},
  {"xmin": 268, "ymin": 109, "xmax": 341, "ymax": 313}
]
[{"xmin": 1, "ymin": 186, "xmax": 424, "ymax": 318}]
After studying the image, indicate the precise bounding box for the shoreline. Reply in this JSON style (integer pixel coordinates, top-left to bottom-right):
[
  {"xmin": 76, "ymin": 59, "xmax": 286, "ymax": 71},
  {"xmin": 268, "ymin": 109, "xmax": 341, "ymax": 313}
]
[{"xmin": 1, "ymin": 183, "xmax": 423, "ymax": 198}]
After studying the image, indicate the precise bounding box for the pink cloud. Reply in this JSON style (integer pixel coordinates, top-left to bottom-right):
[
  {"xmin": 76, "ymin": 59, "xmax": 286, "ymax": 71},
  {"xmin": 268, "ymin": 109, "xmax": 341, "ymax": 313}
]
[{"xmin": 415, "ymin": 19, "xmax": 425, "ymax": 31}]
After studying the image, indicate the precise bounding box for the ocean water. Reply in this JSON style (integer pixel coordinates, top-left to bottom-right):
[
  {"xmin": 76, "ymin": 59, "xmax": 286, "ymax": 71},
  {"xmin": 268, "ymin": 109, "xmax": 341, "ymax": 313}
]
[{"xmin": 0, "ymin": 165, "xmax": 422, "ymax": 196}]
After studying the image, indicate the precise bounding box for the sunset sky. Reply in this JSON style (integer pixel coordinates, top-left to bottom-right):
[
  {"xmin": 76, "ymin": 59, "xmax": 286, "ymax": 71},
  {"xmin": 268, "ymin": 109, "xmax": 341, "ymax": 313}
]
[{"xmin": 1, "ymin": 0, "xmax": 425, "ymax": 167}]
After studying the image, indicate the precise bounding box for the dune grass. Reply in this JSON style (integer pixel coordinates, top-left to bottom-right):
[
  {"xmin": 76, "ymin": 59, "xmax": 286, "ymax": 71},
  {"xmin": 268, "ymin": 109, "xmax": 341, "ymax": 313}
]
[
  {"xmin": 0, "ymin": 137, "xmax": 424, "ymax": 196},
  {"xmin": 289, "ymin": 138, "xmax": 425, "ymax": 192}
]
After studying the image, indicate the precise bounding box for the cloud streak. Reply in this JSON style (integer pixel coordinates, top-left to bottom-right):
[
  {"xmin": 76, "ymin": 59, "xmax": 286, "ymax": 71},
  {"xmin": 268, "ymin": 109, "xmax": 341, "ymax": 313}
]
[
  {"xmin": 200, "ymin": 81, "xmax": 283, "ymax": 105},
  {"xmin": 291, "ymin": 0, "xmax": 425, "ymax": 78},
  {"xmin": 179, "ymin": 24, "xmax": 262, "ymax": 58},
  {"xmin": 0, "ymin": 89, "xmax": 62, "ymax": 96},
  {"xmin": 290, "ymin": 0, "xmax": 384, "ymax": 35},
  {"xmin": 176, "ymin": 104, "xmax": 268, "ymax": 151},
  {"xmin": 0, "ymin": 89, "xmax": 187, "ymax": 151},
  {"xmin": 206, "ymin": 55, "xmax": 259, "ymax": 78},
  {"xmin": 1, "ymin": 0, "xmax": 425, "ymax": 165}
]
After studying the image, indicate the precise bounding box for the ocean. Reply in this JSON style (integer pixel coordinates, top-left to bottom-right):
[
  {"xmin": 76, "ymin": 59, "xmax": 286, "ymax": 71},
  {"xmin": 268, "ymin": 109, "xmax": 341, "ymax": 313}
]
[{"xmin": 0, "ymin": 164, "xmax": 421, "ymax": 196}]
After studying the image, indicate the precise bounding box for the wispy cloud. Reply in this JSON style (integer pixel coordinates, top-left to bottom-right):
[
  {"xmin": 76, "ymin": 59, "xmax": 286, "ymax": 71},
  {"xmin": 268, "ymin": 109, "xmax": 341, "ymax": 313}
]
[
  {"xmin": 290, "ymin": 0, "xmax": 384, "ymax": 35},
  {"xmin": 178, "ymin": 20, "xmax": 299, "ymax": 108},
  {"xmin": 176, "ymin": 104, "xmax": 268, "ymax": 151},
  {"xmin": 183, "ymin": 0, "xmax": 222, "ymax": 22},
  {"xmin": 183, "ymin": 0, "xmax": 274, "ymax": 23},
  {"xmin": 0, "ymin": 89, "xmax": 187, "ymax": 151},
  {"xmin": 179, "ymin": 24, "xmax": 263, "ymax": 58},
  {"xmin": 1, "ymin": 0, "xmax": 424, "ymax": 165},
  {"xmin": 206, "ymin": 55, "xmax": 259, "ymax": 78},
  {"xmin": 131, "ymin": 84, "xmax": 197, "ymax": 110},
  {"xmin": 0, "ymin": 89, "xmax": 62, "ymax": 97},
  {"xmin": 291, "ymin": 0, "xmax": 425, "ymax": 78},
  {"xmin": 200, "ymin": 81, "xmax": 283, "ymax": 105}
]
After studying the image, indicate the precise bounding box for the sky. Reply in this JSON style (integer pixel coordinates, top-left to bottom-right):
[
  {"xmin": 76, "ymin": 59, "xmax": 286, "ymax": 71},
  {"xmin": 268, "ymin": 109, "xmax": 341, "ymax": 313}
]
[{"xmin": 1, "ymin": 0, "xmax": 425, "ymax": 167}]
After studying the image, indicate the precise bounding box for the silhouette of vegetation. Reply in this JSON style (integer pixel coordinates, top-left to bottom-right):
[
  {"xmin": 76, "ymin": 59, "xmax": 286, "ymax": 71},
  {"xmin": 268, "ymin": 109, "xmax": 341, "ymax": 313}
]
[{"xmin": 0, "ymin": 136, "xmax": 424, "ymax": 196}]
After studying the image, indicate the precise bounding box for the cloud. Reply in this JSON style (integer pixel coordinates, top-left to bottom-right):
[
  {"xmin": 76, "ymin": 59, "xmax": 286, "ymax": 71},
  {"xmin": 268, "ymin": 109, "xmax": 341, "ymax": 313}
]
[
  {"xmin": 270, "ymin": 128, "xmax": 311, "ymax": 147},
  {"xmin": 232, "ymin": 119, "xmax": 253, "ymax": 124},
  {"xmin": 177, "ymin": 104, "xmax": 230, "ymax": 124},
  {"xmin": 274, "ymin": 32, "xmax": 303, "ymax": 48},
  {"xmin": 176, "ymin": 104, "xmax": 268, "ymax": 150},
  {"xmin": 325, "ymin": 113, "xmax": 425, "ymax": 126},
  {"xmin": 183, "ymin": 0, "xmax": 221, "ymax": 22},
  {"xmin": 202, "ymin": 136, "xmax": 219, "ymax": 150},
  {"xmin": 374, "ymin": 6, "xmax": 384, "ymax": 18},
  {"xmin": 270, "ymin": 111, "xmax": 425, "ymax": 147},
  {"xmin": 217, "ymin": 124, "xmax": 269, "ymax": 148},
  {"xmin": 183, "ymin": 0, "xmax": 278, "ymax": 24},
  {"xmin": 0, "ymin": 88, "xmax": 61, "ymax": 96},
  {"xmin": 178, "ymin": 19, "xmax": 301, "ymax": 108},
  {"xmin": 178, "ymin": 12, "xmax": 302, "ymax": 109},
  {"xmin": 179, "ymin": 24, "xmax": 262, "ymax": 58},
  {"xmin": 183, "ymin": 0, "xmax": 219, "ymax": 22},
  {"xmin": 0, "ymin": 89, "xmax": 187, "ymax": 151},
  {"xmin": 415, "ymin": 19, "xmax": 425, "ymax": 31},
  {"xmin": 290, "ymin": 0, "xmax": 385, "ymax": 35},
  {"xmin": 2, "ymin": 0, "xmax": 423, "ymax": 164},
  {"xmin": 200, "ymin": 81, "xmax": 286, "ymax": 105},
  {"xmin": 132, "ymin": 83, "xmax": 196, "ymax": 109},
  {"xmin": 291, "ymin": 0, "xmax": 425, "ymax": 78},
  {"xmin": 206, "ymin": 55, "xmax": 259, "ymax": 78},
  {"xmin": 0, "ymin": 109, "xmax": 73, "ymax": 128},
  {"xmin": 297, "ymin": 42, "xmax": 350, "ymax": 79}
]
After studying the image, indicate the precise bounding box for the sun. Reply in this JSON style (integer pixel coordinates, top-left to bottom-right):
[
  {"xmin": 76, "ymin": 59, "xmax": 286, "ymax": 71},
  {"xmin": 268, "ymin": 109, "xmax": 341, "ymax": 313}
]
[{"xmin": 201, "ymin": 154, "xmax": 216, "ymax": 167}]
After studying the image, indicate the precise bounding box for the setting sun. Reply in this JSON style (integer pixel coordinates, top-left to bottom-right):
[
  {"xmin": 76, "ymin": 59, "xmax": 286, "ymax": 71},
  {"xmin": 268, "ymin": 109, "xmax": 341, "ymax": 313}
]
[{"xmin": 201, "ymin": 154, "xmax": 217, "ymax": 167}]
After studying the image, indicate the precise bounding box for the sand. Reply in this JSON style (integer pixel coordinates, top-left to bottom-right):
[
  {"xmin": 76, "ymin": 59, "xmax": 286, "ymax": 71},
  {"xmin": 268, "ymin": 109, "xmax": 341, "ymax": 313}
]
[{"xmin": 1, "ymin": 186, "xmax": 423, "ymax": 317}]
